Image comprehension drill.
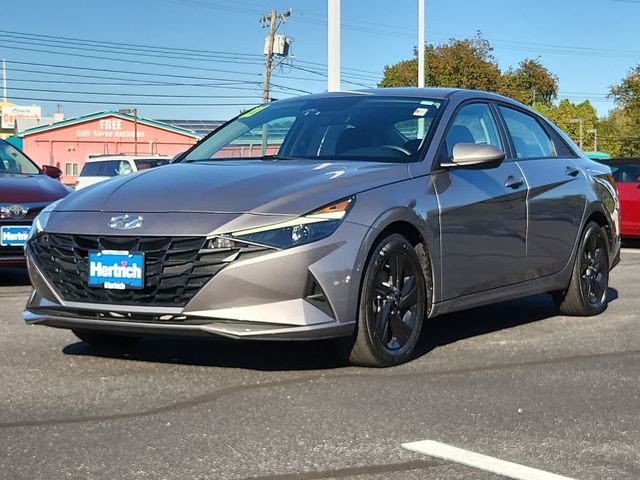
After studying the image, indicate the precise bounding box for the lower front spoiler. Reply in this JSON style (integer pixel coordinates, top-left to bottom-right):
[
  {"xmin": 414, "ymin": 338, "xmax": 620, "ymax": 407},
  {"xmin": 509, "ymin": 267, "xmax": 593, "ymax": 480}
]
[{"xmin": 23, "ymin": 310, "xmax": 355, "ymax": 341}]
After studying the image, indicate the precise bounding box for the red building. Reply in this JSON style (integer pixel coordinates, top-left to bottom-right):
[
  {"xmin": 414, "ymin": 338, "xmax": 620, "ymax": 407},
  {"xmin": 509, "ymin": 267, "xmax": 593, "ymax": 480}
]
[{"xmin": 18, "ymin": 110, "xmax": 201, "ymax": 185}]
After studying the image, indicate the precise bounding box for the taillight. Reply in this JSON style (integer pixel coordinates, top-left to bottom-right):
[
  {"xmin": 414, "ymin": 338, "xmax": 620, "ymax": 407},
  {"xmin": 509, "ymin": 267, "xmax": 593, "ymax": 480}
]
[{"xmin": 606, "ymin": 173, "xmax": 617, "ymax": 192}]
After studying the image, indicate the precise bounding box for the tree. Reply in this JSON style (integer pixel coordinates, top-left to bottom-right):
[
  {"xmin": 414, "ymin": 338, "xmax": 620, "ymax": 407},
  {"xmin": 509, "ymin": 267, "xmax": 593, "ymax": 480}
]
[
  {"xmin": 603, "ymin": 64, "xmax": 640, "ymax": 156},
  {"xmin": 535, "ymin": 99, "xmax": 597, "ymax": 149},
  {"xmin": 379, "ymin": 33, "xmax": 501, "ymax": 92},
  {"xmin": 379, "ymin": 33, "xmax": 557, "ymax": 106},
  {"xmin": 501, "ymin": 59, "xmax": 558, "ymax": 106},
  {"xmin": 610, "ymin": 64, "xmax": 640, "ymax": 114},
  {"xmin": 379, "ymin": 58, "xmax": 419, "ymax": 89}
]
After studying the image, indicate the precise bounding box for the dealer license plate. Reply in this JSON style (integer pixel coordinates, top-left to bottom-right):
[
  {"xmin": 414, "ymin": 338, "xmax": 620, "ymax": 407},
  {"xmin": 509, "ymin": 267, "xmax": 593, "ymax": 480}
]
[
  {"xmin": 88, "ymin": 250, "xmax": 145, "ymax": 290},
  {"xmin": 0, "ymin": 225, "xmax": 30, "ymax": 246}
]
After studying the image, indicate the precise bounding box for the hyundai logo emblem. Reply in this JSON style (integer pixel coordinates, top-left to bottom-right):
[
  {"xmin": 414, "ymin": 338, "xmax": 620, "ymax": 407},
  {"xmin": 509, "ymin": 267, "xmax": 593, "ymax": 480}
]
[
  {"xmin": 109, "ymin": 214, "xmax": 144, "ymax": 230},
  {"xmin": 0, "ymin": 204, "xmax": 29, "ymax": 220}
]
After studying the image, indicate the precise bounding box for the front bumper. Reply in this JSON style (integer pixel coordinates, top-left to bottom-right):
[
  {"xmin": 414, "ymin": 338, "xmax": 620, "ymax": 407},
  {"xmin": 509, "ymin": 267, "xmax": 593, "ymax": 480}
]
[
  {"xmin": 0, "ymin": 253, "xmax": 26, "ymax": 266},
  {"xmin": 23, "ymin": 310, "xmax": 354, "ymax": 341},
  {"xmin": 24, "ymin": 221, "xmax": 369, "ymax": 341}
]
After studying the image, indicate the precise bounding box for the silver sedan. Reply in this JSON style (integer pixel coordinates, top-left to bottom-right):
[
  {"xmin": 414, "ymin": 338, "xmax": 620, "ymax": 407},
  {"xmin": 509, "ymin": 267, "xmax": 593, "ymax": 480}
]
[{"xmin": 24, "ymin": 88, "xmax": 620, "ymax": 366}]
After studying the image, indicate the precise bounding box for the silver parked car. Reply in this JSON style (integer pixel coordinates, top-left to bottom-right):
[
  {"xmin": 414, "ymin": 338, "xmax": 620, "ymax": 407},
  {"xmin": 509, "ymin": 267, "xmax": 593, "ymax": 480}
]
[{"xmin": 23, "ymin": 88, "xmax": 620, "ymax": 366}]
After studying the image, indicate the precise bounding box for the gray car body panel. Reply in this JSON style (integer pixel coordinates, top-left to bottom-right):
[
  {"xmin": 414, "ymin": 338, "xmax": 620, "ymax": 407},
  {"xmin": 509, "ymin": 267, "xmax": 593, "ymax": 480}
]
[{"xmin": 24, "ymin": 88, "xmax": 621, "ymax": 341}]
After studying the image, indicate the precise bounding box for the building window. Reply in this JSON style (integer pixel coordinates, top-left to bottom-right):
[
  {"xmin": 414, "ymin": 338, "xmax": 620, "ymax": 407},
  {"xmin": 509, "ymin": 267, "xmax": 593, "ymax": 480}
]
[{"xmin": 65, "ymin": 163, "xmax": 79, "ymax": 176}]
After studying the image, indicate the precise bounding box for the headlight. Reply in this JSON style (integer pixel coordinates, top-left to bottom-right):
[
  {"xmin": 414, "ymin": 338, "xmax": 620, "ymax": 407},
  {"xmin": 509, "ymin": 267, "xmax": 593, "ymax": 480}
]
[
  {"xmin": 27, "ymin": 199, "xmax": 62, "ymax": 241},
  {"xmin": 224, "ymin": 197, "xmax": 354, "ymax": 249}
]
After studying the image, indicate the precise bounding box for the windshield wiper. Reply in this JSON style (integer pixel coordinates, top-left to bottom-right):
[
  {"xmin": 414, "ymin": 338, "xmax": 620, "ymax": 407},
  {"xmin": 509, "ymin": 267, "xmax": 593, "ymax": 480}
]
[{"xmin": 260, "ymin": 154, "xmax": 302, "ymax": 161}]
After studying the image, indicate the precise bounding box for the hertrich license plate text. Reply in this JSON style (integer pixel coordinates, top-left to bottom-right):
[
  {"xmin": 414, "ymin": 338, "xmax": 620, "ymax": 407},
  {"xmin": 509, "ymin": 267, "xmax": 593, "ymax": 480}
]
[
  {"xmin": 88, "ymin": 250, "xmax": 145, "ymax": 289},
  {"xmin": 0, "ymin": 226, "xmax": 30, "ymax": 246}
]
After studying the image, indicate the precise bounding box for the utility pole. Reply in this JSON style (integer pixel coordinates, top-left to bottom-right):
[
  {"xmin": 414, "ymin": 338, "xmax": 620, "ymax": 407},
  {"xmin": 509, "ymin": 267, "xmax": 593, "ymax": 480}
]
[
  {"xmin": 260, "ymin": 9, "xmax": 291, "ymax": 156},
  {"xmin": 570, "ymin": 117, "xmax": 584, "ymax": 150},
  {"xmin": 133, "ymin": 108, "xmax": 138, "ymax": 156},
  {"xmin": 261, "ymin": 9, "xmax": 291, "ymax": 103},
  {"xmin": 262, "ymin": 10, "xmax": 277, "ymax": 104},
  {"xmin": 2, "ymin": 59, "xmax": 7, "ymax": 102},
  {"xmin": 587, "ymin": 128, "xmax": 598, "ymax": 151}
]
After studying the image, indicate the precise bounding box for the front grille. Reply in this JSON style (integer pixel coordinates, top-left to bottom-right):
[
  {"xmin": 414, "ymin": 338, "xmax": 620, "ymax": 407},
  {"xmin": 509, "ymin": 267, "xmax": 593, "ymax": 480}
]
[{"xmin": 29, "ymin": 234, "xmax": 269, "ymax": 307}]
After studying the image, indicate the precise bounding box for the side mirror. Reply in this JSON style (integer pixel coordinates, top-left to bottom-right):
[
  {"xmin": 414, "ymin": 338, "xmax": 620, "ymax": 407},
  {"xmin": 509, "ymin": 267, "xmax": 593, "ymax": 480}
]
[
  {"xmin": 171, "ymin": 151, "xmax": 185, "ymax": 163},
  {"xmin": 441, "ymin": 144, "xmax": 506, "ymax": 168},
  {"xmin": 41, "ymin": 165, "xmax": 63, "ymax": 179}
]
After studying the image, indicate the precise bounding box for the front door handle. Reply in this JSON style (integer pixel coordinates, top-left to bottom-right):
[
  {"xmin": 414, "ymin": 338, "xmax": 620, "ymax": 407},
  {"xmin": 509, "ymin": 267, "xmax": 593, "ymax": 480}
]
[
  {"xmin": 504, "ymin": 176, "xmax": 525, "ymax": 189},
  {"xmin": 566, "ymin": 166, "xmax": 580, "ymax": 177}
]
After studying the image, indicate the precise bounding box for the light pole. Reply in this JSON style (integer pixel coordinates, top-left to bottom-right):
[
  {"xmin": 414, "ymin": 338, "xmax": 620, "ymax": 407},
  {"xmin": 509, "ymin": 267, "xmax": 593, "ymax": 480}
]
[
  {"xmin": 570, "ymin": 118, "xmax": 584, "ymax": 150},
  {"xmin": 328, "ymin": 0, "xmax": 340, "ymax": 92},
  {"xmin": 587, "ymin": 128, "xmax": 598, "ymax": 151},
  {"xmin": 418, "ymin": 0, "xmax": 425, "ymax": 88}
]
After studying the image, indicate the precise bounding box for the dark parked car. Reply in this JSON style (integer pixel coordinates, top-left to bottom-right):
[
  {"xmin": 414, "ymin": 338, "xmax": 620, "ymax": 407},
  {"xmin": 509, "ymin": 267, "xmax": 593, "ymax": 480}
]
[
  {"xmin": 604, "ymin": 158, "xmax": 640, "ymax": 239},
  {"xmin": 0, "ymin": 139, "xmax": 70, "ymax": 266},
  {"xmin": 23, "ymin": 88, "xmax": 620, "ymax": 366}
]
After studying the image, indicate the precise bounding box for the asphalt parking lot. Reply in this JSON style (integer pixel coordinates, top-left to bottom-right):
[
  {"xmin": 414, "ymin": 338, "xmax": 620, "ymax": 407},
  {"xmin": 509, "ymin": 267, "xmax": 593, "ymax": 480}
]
[{"xmin": 1, "ymin": 249, "xmax": 639, "ymax": 480}]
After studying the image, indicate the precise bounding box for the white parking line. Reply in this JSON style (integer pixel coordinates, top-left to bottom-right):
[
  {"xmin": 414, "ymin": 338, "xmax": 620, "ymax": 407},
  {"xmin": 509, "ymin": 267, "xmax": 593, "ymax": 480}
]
[
  {"xmin": 402, "ymin": 440, "xmax": 576, "ymax": 480},
  {"xmin": 621, "ymin": 248, "xmax": 640, "ymax": 254}
]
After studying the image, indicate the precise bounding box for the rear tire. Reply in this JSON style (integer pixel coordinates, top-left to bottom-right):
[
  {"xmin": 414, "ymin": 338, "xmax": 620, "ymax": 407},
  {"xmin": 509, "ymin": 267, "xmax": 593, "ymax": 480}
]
[
  {"xmin": 348, "ymin": 234, "xmax": 430, "ymax": 367},
  {"xmin": 72, "ymin": 329, "xmax": 142, "ymax": 348},
  {"xmin": 554, "ymin": 221, "xmax": 609, "ymax": 316}
]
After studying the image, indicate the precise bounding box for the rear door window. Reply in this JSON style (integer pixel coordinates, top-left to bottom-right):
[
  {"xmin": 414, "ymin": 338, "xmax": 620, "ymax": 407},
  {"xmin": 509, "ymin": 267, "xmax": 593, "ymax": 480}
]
[{"xmin": 498, "ymin": 106, "xmax": 557, "ymax": 159}]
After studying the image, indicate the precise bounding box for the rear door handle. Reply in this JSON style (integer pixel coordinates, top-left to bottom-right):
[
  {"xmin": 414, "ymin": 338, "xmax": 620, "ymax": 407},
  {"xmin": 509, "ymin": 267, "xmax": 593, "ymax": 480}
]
[
  {"xmin": 566, "ymin": 166, "xmax": 580, "ymax": 177},
  {"xmin": 504, "ymin": 176, "xmax": 525, "ymax": 189}
]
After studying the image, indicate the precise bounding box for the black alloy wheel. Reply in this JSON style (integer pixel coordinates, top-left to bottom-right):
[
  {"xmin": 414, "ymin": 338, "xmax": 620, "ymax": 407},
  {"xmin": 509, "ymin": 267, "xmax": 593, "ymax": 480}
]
[
  {"xmin": 581, "ymin": 227, "xmax": 608, "ymax": 306},
  {"xmin": 555, "ymin": 221, "xmax": 609, "ymax": 316},
  {"xmin": 348, "ymin": 234, "xmax": 429, "ymax": 367}
]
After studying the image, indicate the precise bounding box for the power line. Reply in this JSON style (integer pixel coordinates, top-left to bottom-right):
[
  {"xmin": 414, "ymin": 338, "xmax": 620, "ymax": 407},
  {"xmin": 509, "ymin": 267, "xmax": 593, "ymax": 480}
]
[
  {"xmin": 0, "ymin": 43, "xmax": 263, "ymax": 78},
  {"xmin": 6, "ymin": 96, "xmax": 258, "ymax": 107},
  {"xmin": 0, "ymin": 28, "xmax": 382, "ymax": 82},
  {"xmin": 6, "ymin": 65, "xmax": 260, "ymax": 88},
  {"xmin": 6, "ymin": 60, "xmax": 261, "ymax": 85},
  {"xmin": 4, "ymin": 86, "xmax": 265, "ymax": 99},
  {"xmin": 0, "ymin": 34, "xmax": 266, "ymax": 67},
  {"xmin": 0, "ymin": 29, "xmax": 264, "ymax": 60},
  {"xmin": 5, "ymin": 75, "xmax": 263, "ymax": 90}
]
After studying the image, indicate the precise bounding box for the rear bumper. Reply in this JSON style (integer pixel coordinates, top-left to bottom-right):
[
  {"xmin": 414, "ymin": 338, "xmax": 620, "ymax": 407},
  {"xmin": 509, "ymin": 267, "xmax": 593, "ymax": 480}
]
[{"xmin": 621, "ymin": 226, "xmax": 640, "ymax": 238}]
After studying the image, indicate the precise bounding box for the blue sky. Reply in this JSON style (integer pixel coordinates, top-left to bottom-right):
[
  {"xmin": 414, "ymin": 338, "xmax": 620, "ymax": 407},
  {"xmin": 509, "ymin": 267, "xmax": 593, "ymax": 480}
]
[{"xmin": 2, "ymin": 0, "xmax": 639, "ymax": 121}]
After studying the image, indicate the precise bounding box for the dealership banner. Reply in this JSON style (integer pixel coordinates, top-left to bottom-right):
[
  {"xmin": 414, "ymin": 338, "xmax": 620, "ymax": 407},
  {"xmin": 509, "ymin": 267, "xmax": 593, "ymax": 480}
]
[{"xmin": 1, "ymin": 105, "xmax": 42, "ymax": 129}]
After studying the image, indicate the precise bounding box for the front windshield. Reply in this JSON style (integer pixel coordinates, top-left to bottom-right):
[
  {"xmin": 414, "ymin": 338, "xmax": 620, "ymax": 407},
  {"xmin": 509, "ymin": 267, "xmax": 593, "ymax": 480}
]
[
  {"xmin": 0, "ymin": 141, "xmax": 40, "ymax": 175},
  {"xmin": 183, "ymin": 95, "xmax": 443, "ymax": 163}
]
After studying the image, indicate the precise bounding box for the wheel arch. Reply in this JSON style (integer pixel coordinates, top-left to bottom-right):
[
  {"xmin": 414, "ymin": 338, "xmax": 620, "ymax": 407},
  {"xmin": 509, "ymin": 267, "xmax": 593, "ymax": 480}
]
[
  {"xmin": 582, "ymin": 202, "xmax": 615, "ymax": 255},
  {"xmin": 353, "ymin": 207, "xmax": 438, "ymax": 314}
]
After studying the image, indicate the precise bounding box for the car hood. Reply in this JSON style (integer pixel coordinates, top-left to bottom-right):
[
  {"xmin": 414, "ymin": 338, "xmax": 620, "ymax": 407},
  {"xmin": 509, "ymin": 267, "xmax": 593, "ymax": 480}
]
[
  {"xmin": 55, "ymin": 160, "xmax": 410, "ymax": 216},
  {"xmin": 0, "ymin": 173, "xmax": 69, "ymax": 204}
]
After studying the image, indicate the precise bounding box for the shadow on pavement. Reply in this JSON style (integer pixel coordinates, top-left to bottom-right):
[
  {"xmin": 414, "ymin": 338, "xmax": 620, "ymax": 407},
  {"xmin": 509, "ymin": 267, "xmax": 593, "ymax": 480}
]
[
  {"xmin": 62, "ymin": 288, "xmax": 619, "ymax": 371},
  {"xmin": 0, "ymin": 267, "xmax": 31, "ymax": 286},
  {"xmin": 415, "ymin": 288, "xmax": 618, "ymax": 358},
  {"xmin": 64, "ymin": 335, "xmax": 346, "ymax": 371}
]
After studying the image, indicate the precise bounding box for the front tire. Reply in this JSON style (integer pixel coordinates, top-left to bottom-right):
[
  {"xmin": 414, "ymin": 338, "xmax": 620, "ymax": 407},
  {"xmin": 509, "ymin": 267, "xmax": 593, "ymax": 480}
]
[
  {"xmin": 348, "ymin": 234, "xmax": 429, "ymax": 367},
  {"xmin": 72, "ymin": 329, "xmax": 142, "ymax": 348},
  {"xmin": 554, "ymin": 221, "xmax": 609, "ymax": 316}
]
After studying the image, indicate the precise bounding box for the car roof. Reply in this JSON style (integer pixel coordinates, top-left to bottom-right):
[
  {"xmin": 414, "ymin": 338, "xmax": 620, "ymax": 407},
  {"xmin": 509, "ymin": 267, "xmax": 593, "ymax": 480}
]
[
  {"xmin": 86, "ymin": 155, "xmax": 170, "ymax": 163},
  {"xmin": 271, "ymin": 87, "xmax": 526, "ymax": 107},
  {"xmin": 603, "ymin": 157, "xmax": 640, "ymax": 165}
]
